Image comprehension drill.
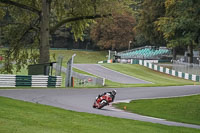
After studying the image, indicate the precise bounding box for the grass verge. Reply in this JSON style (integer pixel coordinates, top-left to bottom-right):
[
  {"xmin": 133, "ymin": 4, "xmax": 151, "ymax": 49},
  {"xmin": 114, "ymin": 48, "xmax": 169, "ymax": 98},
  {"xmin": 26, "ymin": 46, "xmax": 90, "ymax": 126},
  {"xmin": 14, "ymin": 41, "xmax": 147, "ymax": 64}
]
[
  {"xmin": 114, "ymin": 94, "xmax": 200, "ymax": 125},
  {"xmin": 50, "ymin": 50, "xmax": 107, "ymax": 64},
  {"xmin": 71, "ymin": 64, "xmax": 198, "ymax": 88},
  {"xmin": 102, "ymin": 64, "xmax": 199, "ymax": 86},
  {"xmin": 0, "ymin": 96, "xmax": 199, "ymax": 133}
]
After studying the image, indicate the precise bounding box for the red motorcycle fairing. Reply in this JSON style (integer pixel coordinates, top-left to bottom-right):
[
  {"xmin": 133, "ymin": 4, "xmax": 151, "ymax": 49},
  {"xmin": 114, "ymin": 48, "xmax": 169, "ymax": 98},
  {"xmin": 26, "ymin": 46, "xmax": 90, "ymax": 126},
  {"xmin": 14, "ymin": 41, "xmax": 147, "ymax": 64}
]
[{"xmin": 93, "ymin": 93, "xmax": 113, "ymax": 109}]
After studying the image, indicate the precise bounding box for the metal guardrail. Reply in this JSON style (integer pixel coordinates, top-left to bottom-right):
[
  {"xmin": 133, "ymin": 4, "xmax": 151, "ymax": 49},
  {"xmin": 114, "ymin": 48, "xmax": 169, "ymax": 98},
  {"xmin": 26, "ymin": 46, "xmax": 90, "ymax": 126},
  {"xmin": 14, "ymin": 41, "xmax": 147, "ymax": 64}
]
[
  {"xmin": 72, "ymin": 71, "xmax": 105, "ymax": 87},
  {"xmin": 173, "ymin": 60, "xmax": 200, "ymax": 75},
  {"xmin": 53, "ymin": 64, "xmax": 105, "ymax": 87}
]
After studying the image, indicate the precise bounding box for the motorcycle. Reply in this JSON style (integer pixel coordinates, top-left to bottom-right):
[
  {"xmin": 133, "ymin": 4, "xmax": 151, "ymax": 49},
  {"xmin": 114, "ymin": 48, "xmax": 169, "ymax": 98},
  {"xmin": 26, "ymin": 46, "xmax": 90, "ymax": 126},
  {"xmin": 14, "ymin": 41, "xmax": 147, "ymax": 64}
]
[{"xmin": 93, "ymin": 93, "xmax": 114, "ymax": 109}]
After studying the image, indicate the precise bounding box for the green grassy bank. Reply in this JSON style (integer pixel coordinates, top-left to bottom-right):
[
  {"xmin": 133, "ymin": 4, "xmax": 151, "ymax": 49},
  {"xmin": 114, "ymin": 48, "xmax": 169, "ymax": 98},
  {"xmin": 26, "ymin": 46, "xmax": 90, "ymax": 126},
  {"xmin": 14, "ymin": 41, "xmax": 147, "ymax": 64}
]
[
  {"xmin": 114, "ymin": 94, "xmax": 200, "ymax": 125},
  {"xmin": 102, "ymin": 64, "xmax": 199, "ymax": 86},
  {"xmin": 50, "ymin": 50, "xmax": 107, "ymax": 64},
  {"xmin": 0, "ymin": 96, "xmax": 199, "ymax": 133}
]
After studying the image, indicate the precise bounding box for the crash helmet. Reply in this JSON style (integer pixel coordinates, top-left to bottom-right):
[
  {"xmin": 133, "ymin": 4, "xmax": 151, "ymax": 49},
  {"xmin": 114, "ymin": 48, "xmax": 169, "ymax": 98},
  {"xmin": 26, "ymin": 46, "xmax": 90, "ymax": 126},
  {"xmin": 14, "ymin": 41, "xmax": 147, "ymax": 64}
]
[{"xmin": 111, "ymin": 90, "xmax": 116, "ymax": 95}]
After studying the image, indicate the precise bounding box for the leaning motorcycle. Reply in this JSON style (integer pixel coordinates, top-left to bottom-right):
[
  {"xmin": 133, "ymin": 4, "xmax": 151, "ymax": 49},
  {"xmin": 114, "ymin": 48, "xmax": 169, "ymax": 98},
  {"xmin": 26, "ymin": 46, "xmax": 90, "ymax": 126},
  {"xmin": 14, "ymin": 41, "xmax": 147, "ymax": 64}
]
[{"xmin": 93, "ymin": 93, "xmax": 114, "ymax": 109}]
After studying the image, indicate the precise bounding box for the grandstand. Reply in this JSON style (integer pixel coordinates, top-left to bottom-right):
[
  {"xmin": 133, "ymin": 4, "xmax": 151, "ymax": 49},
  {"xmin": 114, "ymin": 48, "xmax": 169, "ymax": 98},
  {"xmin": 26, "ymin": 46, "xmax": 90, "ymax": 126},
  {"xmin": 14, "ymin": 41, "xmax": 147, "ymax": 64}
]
[{"xmin": 116, "ymin": 46, "xmax": 171, "ymax": 60}]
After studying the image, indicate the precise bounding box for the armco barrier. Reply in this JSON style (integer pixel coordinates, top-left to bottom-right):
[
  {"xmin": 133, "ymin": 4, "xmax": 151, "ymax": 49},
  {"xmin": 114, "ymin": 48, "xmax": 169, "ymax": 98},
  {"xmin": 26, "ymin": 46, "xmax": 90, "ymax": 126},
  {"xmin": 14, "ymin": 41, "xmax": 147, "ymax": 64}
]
[
  {"xmin": 0, "ymin": 74, "xmax": 62, "ymax": 87},
  {"xmin": 138, "ymin": 60, "xmax": 200, "ymax": 82}
]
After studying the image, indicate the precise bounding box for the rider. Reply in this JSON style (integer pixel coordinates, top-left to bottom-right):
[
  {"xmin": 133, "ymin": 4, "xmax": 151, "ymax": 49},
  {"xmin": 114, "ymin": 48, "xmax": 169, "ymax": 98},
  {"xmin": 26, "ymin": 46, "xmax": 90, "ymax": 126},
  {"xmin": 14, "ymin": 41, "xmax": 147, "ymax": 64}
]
[{"xmin": 98, "ymin": 90, "xmax": 117, "ymax": 102}]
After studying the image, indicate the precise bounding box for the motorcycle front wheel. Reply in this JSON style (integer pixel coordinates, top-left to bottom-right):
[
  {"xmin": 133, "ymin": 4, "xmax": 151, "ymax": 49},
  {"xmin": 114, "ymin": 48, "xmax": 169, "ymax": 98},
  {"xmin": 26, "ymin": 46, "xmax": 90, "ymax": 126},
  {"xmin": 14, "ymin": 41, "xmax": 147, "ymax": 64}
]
[{"xmin": 98, "ymin": 100, "xmax": 108, "ymax": 109}]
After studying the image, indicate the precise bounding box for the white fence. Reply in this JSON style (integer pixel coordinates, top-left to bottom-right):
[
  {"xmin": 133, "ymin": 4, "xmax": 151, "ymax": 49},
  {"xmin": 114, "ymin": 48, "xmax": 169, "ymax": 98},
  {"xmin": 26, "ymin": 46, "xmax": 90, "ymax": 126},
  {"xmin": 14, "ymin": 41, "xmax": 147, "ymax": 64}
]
[{"xmin": 139, "ymin": 60, "xmax": 200, "ymax": 82}]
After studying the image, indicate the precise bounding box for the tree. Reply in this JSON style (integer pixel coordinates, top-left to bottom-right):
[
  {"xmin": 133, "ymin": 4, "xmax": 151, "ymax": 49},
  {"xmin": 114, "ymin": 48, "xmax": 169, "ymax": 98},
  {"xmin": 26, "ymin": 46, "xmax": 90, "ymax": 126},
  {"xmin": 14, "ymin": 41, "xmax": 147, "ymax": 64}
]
[
  {"xmin": 135, "ymin": 0, "xmax": 166, "ymax": 46},
  {"xmin": 155, "ymin": 0, "xmax": 200, "ymax": 63},
  {"xmin": 126, "ymin": 0, "xmax": 150, "ymax": 47},
  {"xmin": 90, "ymin": 12, "xmax": 136, "ymax": 50},
  {"xmin": 0, "ymin": 0, "xmax": 132, "ymax": 73}
]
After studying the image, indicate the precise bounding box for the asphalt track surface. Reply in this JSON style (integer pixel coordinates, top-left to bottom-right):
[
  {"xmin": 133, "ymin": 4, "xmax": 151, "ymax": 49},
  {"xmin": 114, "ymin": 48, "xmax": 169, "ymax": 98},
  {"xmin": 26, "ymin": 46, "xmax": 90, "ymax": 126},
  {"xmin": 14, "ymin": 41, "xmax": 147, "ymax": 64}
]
[
  {"xmin": 1, "ymin": 86, "xmax": 200, "ymax": 129},
  {"xmin": 73, "ymin": 64, "xmax": 151, "ymax": 84}
]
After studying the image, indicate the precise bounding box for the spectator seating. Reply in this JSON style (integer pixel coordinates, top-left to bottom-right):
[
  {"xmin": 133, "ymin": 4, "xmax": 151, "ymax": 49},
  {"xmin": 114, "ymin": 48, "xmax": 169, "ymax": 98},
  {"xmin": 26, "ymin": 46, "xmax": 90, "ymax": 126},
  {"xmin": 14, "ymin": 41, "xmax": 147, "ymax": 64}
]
[{"xmin": 117, "ymin": 46, "xmax": 170, "ymax": 59}]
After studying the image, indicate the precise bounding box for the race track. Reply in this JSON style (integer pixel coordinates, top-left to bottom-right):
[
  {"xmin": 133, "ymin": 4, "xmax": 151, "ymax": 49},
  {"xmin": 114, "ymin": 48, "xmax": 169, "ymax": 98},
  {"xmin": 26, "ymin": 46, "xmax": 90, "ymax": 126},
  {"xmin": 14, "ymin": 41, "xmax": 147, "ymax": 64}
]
[
  {"xmin": 73, "ymin": 64, "xmax": 150, "ymax": 84},
  {"xmin": 1, "ymin": 85, "xmax": 200, "ymax": 129}
]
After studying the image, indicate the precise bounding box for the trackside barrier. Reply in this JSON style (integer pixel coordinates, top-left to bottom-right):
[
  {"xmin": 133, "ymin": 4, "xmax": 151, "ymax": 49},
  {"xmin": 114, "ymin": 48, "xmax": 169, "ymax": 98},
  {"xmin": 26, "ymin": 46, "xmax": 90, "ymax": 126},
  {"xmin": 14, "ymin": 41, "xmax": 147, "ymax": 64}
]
[
  {"xmin": 0, "ymin": 74, "xmax": 62, "ymax": 87},
  {"xmin": 139, "ymin": 60, "xmax": 200, "ymax": 82},
  {"xmin": 98, "ymin": 60, "xmax": 112, "ymax": 64},
  {"xmin": 0, "ymin": 75, "xmax": 16, "ymax": 87},
  {"xmin": 72, "ymin": 71, "xmax": 105, "ymax": 87}
]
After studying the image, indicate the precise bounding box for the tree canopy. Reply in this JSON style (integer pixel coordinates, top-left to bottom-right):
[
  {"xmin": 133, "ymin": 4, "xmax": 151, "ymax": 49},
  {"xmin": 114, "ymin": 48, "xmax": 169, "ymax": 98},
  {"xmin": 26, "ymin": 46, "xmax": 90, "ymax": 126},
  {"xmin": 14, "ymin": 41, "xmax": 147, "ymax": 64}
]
[
  {"xmin": 0, "ymin": 0, "xmax": 133, "ymax": 73},
  {"xmin": 155, "ymin": 0, "xmax": 200, "ymax": 47},
  {"xmin": 90, "ymin": 12, "xmax": 136, "ymax": 50},
  {"xmin": 0, "ymin": 0, "xmax": 200, "ymax": 74},
  {"xmin": 155, "ymin": 0, "xmax": 200, "ymax": 62},
  {"xmin": 135, "ymin": 0, "xmax": 166, "ymax": 46},
  {"xmin": 133, "ymin": 0, "xmax": 200, "ymax": 62}
]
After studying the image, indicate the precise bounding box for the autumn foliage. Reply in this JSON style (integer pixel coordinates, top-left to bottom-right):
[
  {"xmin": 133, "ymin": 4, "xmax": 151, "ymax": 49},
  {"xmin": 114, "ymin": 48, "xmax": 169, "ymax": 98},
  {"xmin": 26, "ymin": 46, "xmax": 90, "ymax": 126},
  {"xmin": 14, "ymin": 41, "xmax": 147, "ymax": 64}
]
[{"xmin": 90, "ymin": 12, "xmax": 136, "ymax": 50}]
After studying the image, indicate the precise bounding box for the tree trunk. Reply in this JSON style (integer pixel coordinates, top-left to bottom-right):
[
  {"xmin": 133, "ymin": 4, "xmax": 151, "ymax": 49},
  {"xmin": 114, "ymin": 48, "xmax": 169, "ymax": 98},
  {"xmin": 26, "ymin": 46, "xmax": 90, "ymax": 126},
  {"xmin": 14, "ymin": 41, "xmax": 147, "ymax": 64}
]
[
  {"xmin": 188, "ymin": 44, "xmax": 193, "ymax": 63},
  {"xmin": 39, "ymin": 0, "xmax": 50, "ymax": 63},
  {"xmin": 172, "ymin": 47, "xmax": 176, "ymax": 60}
]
